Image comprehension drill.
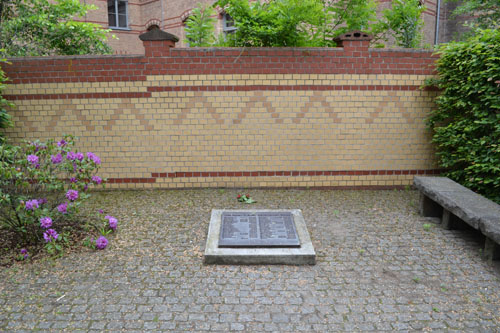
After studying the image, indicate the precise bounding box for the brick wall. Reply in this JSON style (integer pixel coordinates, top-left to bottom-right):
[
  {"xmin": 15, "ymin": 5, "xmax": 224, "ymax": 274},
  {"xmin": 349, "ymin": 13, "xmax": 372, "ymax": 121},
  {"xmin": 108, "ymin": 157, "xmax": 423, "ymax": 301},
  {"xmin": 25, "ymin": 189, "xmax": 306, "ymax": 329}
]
[{"xmin": 2, "ymin": 40, "xmax": 440, "ymax": 189}]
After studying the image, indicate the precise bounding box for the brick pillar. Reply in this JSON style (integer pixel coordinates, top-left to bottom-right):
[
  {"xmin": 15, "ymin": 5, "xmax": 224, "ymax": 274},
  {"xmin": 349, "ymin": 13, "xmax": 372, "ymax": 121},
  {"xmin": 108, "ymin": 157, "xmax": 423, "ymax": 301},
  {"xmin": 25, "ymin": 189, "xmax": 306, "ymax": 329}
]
[
  {"xmin": 334, "ymin": 31, "xmax": 372, "ymax": 51},
  {"xmin": 139, "ymin": 28, "xmax": 179, "ymax": 57}
]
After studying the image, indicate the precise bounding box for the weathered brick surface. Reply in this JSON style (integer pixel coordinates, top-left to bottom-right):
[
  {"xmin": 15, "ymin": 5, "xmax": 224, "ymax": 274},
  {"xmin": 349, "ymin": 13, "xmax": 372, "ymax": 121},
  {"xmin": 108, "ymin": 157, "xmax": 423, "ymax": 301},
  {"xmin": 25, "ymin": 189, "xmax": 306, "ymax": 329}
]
[{"xmin": 2, "ymin": 46, "xmax": 439, "ymax": 189}]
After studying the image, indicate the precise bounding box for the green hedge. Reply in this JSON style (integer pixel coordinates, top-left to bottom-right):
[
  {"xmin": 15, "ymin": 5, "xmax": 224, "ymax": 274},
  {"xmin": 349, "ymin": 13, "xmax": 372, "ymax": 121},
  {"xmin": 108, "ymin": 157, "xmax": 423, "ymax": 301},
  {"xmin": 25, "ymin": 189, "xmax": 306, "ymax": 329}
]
[{"xmin": 428, "ymin": 29, "xmax": 500, "ymax": 203}]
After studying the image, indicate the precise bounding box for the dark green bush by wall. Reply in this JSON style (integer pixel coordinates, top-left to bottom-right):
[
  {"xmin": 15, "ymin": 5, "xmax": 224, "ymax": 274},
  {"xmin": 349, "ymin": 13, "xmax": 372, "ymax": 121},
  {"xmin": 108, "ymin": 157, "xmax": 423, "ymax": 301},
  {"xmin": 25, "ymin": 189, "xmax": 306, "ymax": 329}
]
[{"xmin": 428, "ymin": 28, "xmax": 500, "ymax": 203}]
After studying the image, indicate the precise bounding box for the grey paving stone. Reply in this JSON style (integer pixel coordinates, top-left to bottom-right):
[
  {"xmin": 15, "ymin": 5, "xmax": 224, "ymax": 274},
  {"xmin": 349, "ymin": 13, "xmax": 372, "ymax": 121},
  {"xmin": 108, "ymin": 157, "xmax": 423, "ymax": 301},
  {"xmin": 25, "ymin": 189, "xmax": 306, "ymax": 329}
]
[{"xmin": 1, "ymin": 189, "xmax": 500, "ymax": 332}]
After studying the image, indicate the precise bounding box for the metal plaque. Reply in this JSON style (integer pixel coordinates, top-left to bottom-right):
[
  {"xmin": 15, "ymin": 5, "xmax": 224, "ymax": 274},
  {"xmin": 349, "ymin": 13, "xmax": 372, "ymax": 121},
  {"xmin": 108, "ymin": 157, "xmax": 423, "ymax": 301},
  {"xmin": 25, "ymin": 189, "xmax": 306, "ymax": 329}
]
[{"xmin": 218, "ymin": 212, "xmax": 300, "ymax": 248}]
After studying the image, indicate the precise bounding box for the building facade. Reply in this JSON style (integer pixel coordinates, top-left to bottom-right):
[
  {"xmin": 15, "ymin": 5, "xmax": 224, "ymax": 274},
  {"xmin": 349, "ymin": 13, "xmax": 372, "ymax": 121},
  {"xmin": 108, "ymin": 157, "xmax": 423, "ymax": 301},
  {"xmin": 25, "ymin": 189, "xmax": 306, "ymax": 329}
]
[{"xmin": 83, "ymin": 0, "xmax": 465, "ymax": 54}]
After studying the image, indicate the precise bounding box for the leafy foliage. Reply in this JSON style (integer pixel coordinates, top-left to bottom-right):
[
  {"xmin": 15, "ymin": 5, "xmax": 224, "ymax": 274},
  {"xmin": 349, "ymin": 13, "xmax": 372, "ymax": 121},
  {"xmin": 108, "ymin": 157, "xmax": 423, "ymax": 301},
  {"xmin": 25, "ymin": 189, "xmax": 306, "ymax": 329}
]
[
  {"xmin": 427, "ymin": 28, "xmax": 500, "ymax": 203},
  {"xmin": 0, "ymin": 59, "xmax": 13, "ymax": 141},
  {"xmin": 450, "ymin": 0, "xmax": 500, "ymax": 30},
  {"xmin": 215, "ymin": 0, "xmax": 324, "ymax": 47},
  {"xmin": 185, "ymin": 3, "xmax": 217, "ymax": 47},
  {"xmin": 213, "ymin": 0, "xmax": 425, "ymax": 48},
  {"xmin": 0, "ymin": 0, "xmax": 112, "ymax": 57},
  {"xmin": 315, "ymin": 0, "xmax": 378, "ymax": 46},
  {"xmin": 378, "ymin": 0, "xmax": 425, "ymax": 48}
]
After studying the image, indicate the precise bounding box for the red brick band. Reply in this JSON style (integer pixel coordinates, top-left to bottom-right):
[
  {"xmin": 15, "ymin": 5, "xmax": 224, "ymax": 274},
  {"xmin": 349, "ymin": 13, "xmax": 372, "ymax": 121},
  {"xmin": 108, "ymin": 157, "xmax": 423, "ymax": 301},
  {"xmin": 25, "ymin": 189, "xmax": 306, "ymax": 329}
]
[
  {"xmin": 106, "ymin": 169, "xmax": 442, "ymax": 184},
  {"xmin": 148, "ymin": 85, "xmax": 428, "ymax": 92},
  {"xmin": 151, "ymin": 169, "xmax": 442, "ymax": 178}
]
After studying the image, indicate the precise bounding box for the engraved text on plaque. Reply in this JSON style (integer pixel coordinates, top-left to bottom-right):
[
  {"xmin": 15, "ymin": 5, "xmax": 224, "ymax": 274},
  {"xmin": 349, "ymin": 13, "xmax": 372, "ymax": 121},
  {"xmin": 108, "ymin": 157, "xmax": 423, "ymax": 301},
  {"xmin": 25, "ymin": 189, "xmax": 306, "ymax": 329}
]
[{"xmin": 218, "ymin": 212, "xmax": 300, "ymax": 248}]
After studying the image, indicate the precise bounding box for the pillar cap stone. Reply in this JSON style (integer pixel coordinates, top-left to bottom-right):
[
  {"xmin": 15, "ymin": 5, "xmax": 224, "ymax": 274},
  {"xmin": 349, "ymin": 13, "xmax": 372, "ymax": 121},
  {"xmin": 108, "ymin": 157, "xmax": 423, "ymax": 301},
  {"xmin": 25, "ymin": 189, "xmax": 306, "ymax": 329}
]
[
  {"xmin": 139, "ymin": 28, "xmax": 179, "ymax": 42},
  {"xmin": 334, "ymin": 30, "xmax": 372, "ymax": 42}
]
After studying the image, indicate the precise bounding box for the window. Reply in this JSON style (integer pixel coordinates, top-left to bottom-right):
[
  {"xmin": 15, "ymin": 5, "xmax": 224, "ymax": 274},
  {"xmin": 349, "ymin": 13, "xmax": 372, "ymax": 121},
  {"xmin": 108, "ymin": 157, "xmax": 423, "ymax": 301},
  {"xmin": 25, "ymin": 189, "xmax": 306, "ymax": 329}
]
[
  {"xmin": 108, "ymin": 0, "xmax": 128, "ymax": 29},
  {"xmin": 223, "ymin": 13, "xmax": 237, "ymax": 34}
]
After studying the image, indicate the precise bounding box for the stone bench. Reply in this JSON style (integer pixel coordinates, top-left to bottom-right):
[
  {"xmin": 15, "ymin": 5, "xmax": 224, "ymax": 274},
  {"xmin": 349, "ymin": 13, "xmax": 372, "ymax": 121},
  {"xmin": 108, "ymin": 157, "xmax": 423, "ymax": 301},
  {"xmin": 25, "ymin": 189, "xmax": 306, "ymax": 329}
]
[{"xmin": 414, "ymin": 176, "xmax": 500, "ymax": 262}]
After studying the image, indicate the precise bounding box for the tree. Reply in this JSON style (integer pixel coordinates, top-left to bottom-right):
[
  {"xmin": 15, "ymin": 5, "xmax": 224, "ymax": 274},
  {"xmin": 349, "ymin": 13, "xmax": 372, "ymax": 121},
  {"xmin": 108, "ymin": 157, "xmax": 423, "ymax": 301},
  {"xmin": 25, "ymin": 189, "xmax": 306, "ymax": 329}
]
[
  {"xmin": 427, "ymin": 28, "xmax": 500, "ymax": 203},
  {"xmin": 185, "ymin": 3, "xmax": 217, "ymax": 47},
  {"xmin": 215, "ymin": 0, "xmax": 325, "ymax": 47},
  {"xmin": 378, "ymin": 0, "xmax": 425, "ymax": 48},
  {"xmin": 314, "ymin": 0, "xmax": 378, "ymax": 47},
  {"xmin": 450, "ymin": 0, "xmax": 500, "ymax": 30},
  {"xmin": 0, "ymin": 0, "xmax": 112, "ymax": 57},
  {"xmin": 214, "ymin": 0, "xmax": 385, "ymax": 47}
]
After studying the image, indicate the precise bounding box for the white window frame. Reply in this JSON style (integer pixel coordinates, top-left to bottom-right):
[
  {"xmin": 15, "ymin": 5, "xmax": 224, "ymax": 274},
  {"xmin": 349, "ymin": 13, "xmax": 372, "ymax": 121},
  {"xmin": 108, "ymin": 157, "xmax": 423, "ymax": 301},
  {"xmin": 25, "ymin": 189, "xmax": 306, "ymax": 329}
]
[{"xmin": 108, "ymin": 0, "xmax": 129, "ymax": 30}]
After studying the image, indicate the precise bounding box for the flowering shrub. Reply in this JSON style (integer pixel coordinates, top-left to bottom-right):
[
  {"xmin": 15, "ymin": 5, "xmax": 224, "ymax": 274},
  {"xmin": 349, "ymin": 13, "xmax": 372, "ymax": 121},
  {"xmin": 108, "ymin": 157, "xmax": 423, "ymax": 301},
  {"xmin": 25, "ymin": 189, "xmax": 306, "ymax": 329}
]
[
  {"xmin": 0, "ymin": 135, "xmax": 116, "ymax": 257},
  {"xmin": 82, "ymin": 211, "xmax": 118, "ymax": 251},
  {"xmin": 237, "ymin": 193, "xmax": 256, "ymax": 204}
]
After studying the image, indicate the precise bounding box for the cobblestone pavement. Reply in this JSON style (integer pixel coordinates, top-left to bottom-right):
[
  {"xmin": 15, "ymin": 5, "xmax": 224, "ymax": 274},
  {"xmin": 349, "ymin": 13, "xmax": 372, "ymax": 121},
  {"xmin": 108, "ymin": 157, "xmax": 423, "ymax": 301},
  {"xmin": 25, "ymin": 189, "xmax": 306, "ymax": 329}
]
[{"xmin": 1, "ymin": 189, "xmax": 500, "ymax": 332}]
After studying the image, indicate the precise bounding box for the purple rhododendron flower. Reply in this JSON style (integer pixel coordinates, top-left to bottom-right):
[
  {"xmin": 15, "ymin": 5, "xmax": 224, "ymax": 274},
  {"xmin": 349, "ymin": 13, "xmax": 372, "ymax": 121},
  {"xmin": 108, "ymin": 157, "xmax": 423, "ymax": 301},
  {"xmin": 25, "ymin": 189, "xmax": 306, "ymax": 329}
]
[
  {"xmin": 33, "ymin": 143, "xmax": 45, "ymax": 152},
  {"xmin": 57, "ymin": 139, "xmax": 67, "ymax": 147},
  {"xmin": 76, "ymin": 152, "xmax": 84, "ymax": 161},
  {"xmin": 84, "ymin": 184, "xmax": 88, "ymax": 191},
  {"xmin": 98, "ymin": 209, "xmax": 104, "ymax": 214},
  {"xmin": 27, "ymin": 154, "xmax": 39, "ymax": 165},
  {"xmin": 57, "ymin": 202, "xmax": 68, "ymax": 213},
  {"xmin": 40, "ymin": 216, "xmax": 52, "ymax": 229},
  {"xmin": 66, "ymin": 152, "xmax": 77, "ymax": 160},
  {"xmin": 66, "ymin": 189, "xmax": 79, "ymax": 201},
  {"xmin": 38, "ymin": 198, "xmax": 47, "ymax": 205},
  {"xmin": 43, "ymin": 229, "xmax": 58, "ymax": 242},
  {"xmin": 51, "ymin": 153, "xmax": 63, "ymax": 164},
  {"xmin": 92, "ymin": 176, "xmax": 102, "ymax": 184},
  {"xmin": 106, "ymin": 215, "xmax": 118, "ymax": 231},
  {"xmin": 86, "ymin": 152, "xmax": 101, "ymax": 165},
  {"xmin": 95, "ymin": 236, "xmax": 108, "ymax": 250},
  {"xmin": 20, "ymin": 248, "xmax": 28, "ymax": 259},
  {"xmin": 70, "ymin": 177, "xmax": 77, "ymax": 183},
  {"xmin": 25, "ymin": 199, "xmax": 39, "ymax": 210}
]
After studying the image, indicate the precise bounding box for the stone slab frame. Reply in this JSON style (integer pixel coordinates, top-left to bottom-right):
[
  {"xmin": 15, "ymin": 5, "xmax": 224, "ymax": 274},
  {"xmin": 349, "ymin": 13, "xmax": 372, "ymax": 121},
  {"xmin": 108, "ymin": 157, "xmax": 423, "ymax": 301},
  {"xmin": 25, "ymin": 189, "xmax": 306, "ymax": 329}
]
[{"xmin": 204, "ymin": 209, "xmax": 316, "ymax": 265}]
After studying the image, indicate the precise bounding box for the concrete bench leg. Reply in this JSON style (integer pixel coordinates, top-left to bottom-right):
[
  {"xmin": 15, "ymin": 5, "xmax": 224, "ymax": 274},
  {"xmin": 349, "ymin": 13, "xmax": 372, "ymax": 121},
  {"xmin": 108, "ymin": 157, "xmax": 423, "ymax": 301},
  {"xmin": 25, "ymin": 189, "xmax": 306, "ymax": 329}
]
[
  {"xmin": 441, "ymin": 209, "xmax": 465, "ymax": 230},
  {"xmin": 419, "ymin": 193, "xmax": 442, "ymax": 217},
  {"xmin": 484, "ymin": 238, "xmax": 500, "ymax": 262}
]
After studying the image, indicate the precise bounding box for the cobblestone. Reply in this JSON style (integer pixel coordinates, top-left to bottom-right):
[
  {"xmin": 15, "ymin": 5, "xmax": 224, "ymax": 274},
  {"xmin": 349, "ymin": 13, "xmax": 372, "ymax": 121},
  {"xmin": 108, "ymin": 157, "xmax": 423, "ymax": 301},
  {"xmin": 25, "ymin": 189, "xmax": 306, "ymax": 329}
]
[{"xmin": 1, "ymin": 189, "xmax": 500, "ymax": 331}]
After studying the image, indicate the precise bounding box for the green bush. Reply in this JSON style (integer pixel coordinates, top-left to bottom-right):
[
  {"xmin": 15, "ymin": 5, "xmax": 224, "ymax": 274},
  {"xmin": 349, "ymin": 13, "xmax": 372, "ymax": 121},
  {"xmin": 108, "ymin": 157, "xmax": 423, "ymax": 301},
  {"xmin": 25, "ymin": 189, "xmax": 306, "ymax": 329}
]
[{"xmin": 428, "ymin": 28, "xmax": 500, "ymax": 203}]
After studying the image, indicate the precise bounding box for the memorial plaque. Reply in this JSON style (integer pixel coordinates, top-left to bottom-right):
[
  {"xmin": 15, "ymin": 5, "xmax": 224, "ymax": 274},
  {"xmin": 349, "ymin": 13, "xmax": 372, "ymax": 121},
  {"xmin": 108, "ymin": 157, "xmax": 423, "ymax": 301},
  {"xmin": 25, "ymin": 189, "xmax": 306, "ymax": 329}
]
[{"xmin": 218, "ymin": 212, "xmax": 300, "ymax": 248}]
